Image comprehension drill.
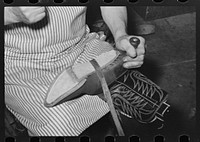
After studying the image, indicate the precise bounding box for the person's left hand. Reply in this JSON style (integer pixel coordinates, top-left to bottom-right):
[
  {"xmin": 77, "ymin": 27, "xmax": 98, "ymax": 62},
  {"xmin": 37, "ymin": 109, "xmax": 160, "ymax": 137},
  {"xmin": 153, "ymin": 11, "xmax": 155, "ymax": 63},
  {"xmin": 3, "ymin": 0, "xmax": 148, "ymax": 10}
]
[{"xmin": 115, "ymin": 35, "xmax": 146, "ymax": 69}]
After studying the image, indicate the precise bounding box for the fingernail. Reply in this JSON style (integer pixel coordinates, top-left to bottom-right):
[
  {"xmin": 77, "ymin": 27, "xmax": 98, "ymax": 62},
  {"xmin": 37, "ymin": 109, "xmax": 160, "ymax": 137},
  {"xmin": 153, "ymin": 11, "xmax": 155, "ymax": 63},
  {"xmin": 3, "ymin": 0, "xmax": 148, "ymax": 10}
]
[
  {"xmin": 123, "ymin": 64, "xmax": 128, "ymax": 68},
  {"xmin": 123, "ymin": 58, "xmax": 127, "ymax": 62}
]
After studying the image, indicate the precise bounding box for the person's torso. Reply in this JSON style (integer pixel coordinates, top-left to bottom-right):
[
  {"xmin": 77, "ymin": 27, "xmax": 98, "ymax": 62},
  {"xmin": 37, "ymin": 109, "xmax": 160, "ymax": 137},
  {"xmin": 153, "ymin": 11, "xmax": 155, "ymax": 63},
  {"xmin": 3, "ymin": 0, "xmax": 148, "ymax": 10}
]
[{"xmin": 4, "ymin": 6, "xmax": 87, "ymax": 55}]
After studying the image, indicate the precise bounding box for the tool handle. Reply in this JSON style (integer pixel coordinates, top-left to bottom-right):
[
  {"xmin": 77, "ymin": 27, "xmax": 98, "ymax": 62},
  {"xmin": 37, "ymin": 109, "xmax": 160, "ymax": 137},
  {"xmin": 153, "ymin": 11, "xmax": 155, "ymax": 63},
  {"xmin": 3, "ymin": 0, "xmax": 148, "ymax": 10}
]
[{"xmin": 129, "ymin": 37, "xmax": 140, "ymax": 49}]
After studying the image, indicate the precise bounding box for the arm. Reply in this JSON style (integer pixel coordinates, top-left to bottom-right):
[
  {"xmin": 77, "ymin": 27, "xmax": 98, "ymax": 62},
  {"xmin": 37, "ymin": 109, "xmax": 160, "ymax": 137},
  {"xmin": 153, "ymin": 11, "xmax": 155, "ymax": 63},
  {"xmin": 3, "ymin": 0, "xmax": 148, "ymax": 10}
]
[
  {"xmin": 100, "ymin": 6, "xmax": 127, "ymax": 42},
  {"xmin": 100, "ymin": 6, "xmax": 146, "ymax": 69},
  {"xmin": 4, "ymin": 7, "xmax": 18, "ymax": 25},
  {"xmin": 4, "ymin": 7, "xmax": 46, "ymax": 25}
]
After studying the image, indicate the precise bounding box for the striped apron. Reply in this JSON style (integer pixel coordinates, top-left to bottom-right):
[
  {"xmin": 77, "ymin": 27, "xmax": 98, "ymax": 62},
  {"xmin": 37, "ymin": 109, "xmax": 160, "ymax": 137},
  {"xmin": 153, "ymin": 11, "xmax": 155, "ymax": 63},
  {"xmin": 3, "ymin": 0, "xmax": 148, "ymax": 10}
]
[{"xmin": 4, "ymin": 6, "xmax": 112, "ymax": 136}]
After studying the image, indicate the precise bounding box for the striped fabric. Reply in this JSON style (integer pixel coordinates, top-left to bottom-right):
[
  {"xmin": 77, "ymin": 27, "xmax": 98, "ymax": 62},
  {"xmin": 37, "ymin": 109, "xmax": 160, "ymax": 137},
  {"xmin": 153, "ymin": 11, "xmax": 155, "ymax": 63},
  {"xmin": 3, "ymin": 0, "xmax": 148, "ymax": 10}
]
[{"xmin": 4, "ymin": 6, "xmax": 113, "ymax": 136}]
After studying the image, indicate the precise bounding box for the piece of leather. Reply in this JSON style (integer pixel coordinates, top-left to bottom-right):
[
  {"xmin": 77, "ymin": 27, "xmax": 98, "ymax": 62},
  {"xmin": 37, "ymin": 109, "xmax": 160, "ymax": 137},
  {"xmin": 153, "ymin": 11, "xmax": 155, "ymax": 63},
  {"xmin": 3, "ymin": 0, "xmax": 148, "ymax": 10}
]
[
  {"xmin": 52, "ymin": 52, "xmax": 126, "ymax": 106},
  {"xmin": 109, "ymin": 69, "xmax": 170, "ymax": 124},
  {"xmin": 45, "ymin": 37, "xmax": 140, "ymax": 107},
  {"xmin": 90, "ymin": 59, "xmax": 125, "ymax": 136}
]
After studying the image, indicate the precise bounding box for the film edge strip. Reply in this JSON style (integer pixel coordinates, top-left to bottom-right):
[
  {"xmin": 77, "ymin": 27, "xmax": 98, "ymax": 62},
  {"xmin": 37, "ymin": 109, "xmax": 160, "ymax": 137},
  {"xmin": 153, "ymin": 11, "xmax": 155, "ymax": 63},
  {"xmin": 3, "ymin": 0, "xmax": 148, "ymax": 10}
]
[{"xmin": 2, "ymin": 0, "xmax": 196, "ymax": 142}]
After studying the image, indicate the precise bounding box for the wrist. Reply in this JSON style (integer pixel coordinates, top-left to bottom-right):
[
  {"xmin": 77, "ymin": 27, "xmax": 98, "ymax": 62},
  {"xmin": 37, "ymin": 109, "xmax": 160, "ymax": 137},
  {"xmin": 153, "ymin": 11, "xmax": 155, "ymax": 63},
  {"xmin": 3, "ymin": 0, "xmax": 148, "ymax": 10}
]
[{"xmin": 114, "ymin": 30, "xmax": 128, "ymax": 43}]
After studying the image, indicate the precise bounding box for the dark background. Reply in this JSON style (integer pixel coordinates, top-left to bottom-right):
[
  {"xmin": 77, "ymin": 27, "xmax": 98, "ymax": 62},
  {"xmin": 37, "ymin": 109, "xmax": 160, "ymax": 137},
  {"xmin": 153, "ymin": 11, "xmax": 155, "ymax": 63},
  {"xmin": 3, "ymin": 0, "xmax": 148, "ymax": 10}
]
[{"xmin": 85, "ymin": 6, "xmax": 196, "ymax": 142}]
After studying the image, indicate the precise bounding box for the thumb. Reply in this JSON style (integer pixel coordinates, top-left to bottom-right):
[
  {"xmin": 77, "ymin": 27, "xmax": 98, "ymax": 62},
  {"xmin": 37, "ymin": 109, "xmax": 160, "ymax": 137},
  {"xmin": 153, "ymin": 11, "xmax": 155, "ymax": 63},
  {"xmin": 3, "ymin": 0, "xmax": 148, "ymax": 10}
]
[{"xmin": 125, "ymin": 42, "xmax": 137, "ymax": 58}]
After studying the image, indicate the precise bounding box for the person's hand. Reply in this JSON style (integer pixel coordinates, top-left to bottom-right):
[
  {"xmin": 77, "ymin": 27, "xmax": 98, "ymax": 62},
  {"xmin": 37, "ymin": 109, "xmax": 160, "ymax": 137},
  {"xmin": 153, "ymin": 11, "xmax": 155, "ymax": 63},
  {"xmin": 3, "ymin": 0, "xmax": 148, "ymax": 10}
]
[
  {"xmin": 115, "ymin": 35, "xmax": 145, "ymax": 69},
  {"xmin": 5, "ymin": 7, "xmax": 46, "ymax": 25}
]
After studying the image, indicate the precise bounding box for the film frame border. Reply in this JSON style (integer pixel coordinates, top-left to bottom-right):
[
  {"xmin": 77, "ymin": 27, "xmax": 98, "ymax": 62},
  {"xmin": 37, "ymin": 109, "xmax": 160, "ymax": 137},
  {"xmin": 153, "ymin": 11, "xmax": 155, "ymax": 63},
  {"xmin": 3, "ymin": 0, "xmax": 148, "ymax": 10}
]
[
  {"xmin": 1, "ymin": 0, "xmax": 199, "ymax": 142},
  {"xmin": 1, "ymin": 0, "xmax": 197, "ymax": 6}
]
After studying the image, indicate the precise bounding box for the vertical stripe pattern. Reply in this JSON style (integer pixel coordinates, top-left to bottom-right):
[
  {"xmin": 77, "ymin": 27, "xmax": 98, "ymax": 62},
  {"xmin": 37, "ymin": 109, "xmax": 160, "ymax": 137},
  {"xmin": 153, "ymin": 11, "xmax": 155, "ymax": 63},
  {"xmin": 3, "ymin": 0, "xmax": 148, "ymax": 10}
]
[{"xmin": 4, "ymin": 6, "xmax": 113, "ymax": 136}]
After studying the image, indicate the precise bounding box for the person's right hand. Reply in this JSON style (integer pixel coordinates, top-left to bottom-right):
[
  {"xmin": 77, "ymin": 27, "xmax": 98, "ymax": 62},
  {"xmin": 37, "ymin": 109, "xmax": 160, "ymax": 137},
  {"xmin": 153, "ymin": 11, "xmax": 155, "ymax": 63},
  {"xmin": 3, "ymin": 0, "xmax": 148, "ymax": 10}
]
[{"xmin": 5, "ymin": 7, "xmax": 46, "ymax": 25}]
